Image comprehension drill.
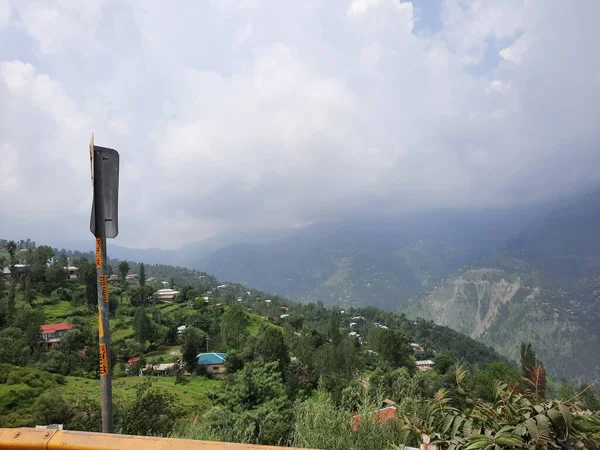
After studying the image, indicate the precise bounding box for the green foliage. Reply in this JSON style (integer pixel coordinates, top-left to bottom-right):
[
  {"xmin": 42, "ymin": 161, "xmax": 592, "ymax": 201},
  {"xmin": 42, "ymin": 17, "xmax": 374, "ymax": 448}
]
[
  {"xmin": 255, "ymin": 326, "xmax": 290, "ymax": 375},
  {"xmin": 221, "ymin": 304, "xmax": 250, "ymax": 350},
  {"xmin": 34, "ymin": 390, "xmax": 72, "ymax": 425},
  {"xmin": 402, "ymin": 366, "xmax": 600, "ymax": 449},
  {"xmin": 118, "ymin": 380, "xmax": 179, "ymax": 436},
  {"xmin": 139, "ymin": 263, "xmax": 146, "ymax": 286},
  {"xmin": 371, "ymin": 328, "xmax": 414, "ymax": 372},
  {"xmin": 132, "ymin": 307, "xmax": 154, "ymax": 344},
  {"xmin": 200, "ymin": 361, "xmax": 293, "ymax": 445},
  {"xmin": 293, "ymin": 389, "xmax": 408, "ymax": 450},
  {"xmin": 118, "ymin": 261, "xmax": 130, "ymax": 281},
  {"xmin": 179, "ymin": 326, "xmax": 206, "ymax": 372}
]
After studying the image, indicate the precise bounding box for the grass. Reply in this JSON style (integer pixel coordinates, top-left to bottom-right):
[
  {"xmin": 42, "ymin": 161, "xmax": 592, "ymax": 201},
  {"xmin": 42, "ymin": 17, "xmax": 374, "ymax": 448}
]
[
  {"xmin": 145, "ymin": 345, "xmax": 181, "ymax": 363},
  {"xmin": 247, "ymin": 312, "xmax": 282, "ymax": 336},
  {"xmin": 60, "ymin": 375, "xmax": 219, "ymax": 414}
]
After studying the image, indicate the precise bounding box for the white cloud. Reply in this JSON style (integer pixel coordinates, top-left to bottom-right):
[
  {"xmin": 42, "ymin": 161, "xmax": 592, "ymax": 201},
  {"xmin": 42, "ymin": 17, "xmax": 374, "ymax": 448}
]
[{"xmin": 0, "ymin": 0, "xmax": 599, "ymax": 248}]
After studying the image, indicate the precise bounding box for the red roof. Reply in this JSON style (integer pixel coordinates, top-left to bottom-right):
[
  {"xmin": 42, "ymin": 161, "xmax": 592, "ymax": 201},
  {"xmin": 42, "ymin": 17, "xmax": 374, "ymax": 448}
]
[
  {"xmin": 40, "ymin": 323, "xmax": 73, "ymax": 333},
  {"xmin": 127, "ymin": 357, "xmax": 141, "ymax": 364},
  {"xmin": 352, "ymin": 406, "xmax": 397, "ymax": 432}
]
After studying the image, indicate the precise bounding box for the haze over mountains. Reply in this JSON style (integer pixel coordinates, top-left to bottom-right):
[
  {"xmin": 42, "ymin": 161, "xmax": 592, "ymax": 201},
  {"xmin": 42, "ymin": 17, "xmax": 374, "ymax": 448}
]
[{"xmin": 50, "ymin": 188, "xmax": 600, "ymax": 382}]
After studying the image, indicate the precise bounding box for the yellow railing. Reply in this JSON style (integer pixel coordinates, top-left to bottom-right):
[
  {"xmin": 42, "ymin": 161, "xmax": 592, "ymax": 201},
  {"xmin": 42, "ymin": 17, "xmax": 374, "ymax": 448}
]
[{"xmin": 0, "ymin": 428, "xmax": 314, "ymax": 450}]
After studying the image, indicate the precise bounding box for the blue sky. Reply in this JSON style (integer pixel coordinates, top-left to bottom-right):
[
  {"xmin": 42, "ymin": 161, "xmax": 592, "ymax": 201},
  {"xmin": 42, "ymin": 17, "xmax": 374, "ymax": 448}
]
[{"xmin": 0, "ymin": 0, "xmax": 599, "ymax": 248}]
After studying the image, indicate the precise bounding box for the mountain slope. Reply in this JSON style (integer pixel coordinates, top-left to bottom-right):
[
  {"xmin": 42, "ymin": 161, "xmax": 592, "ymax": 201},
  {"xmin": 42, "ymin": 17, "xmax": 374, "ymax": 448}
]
[
  {"xmin": 409, "ymin": 268, "xmax": 599, "ymax": 382},
  {"xmin": 410, "ymin": 189, "xmax": 600, "ymax": 383},
  {"xmin": 191, "ymin": 208, "xmax": 542, "ymax": 309}
]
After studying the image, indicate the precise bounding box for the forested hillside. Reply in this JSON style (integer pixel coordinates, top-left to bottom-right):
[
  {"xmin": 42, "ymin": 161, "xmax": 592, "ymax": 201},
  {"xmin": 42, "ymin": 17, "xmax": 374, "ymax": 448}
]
[
  {"xmin": 2, "ymin": 239, "xmax": 598, "ymax": 448},
  {"xmin": 411, "ymin": 190, "xmax": 600, "ymax": 384}
]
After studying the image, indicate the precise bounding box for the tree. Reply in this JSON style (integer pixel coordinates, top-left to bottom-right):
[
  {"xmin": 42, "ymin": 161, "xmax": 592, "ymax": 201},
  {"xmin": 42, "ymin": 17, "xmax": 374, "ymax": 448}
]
[
  {"xmin": 46, "ymin": 263, "xmax": 67, "ymax": 288},
  {"xmin": 328, "ymin": 307, "xmax": 342, "ymax": 345},
  {"xmin": 6, "ymin": 240, "xmax": 16, "ymax": 266},
  {"xmin": 77, "ymin": 259, "xmax": 97, "ymax": 310},
  {"xmin": 139, "ymin": 263, "xmax": 146, "ymax": 286},
  {"xmin": 202, "ymin": 361, "xmax": 293, "ymax": 445},
  {"xmin": 179, "ymin": 326, "xmax": 206, "ymax": 372},
  {"xmin": 7, "ymin": 282, "xmax": 16, "ymax": 318},
  {"xmin": 132, "ymin": 308, "xmax": 154, "ymax": 344},
  {"xmin": 34, "ymin": 391, "xmax": 72, "ymax": 425},
  {"xmin": 255, "ymin": 326, "xmax": 290, "ymax": 375},
  {"xmin": 24, "ymin": 277, "xmax": 35, "ymax": 305},
  {"xmin": 118, "ymin": 381, "xmax": 178, "ymax": 436},
  {"xmin": 170, "ymin": 277, "xmax": 175, "ymax": 289},
  {"xmin": 221, "ymin": 304, "xmax": 249, "ymax": 350},
  {"xmin": 372, "ymin": 328, "xmax": 413, "ymax": 371},
  {"xmin": 520, "ymin": 342, "xmax": 539, "ymax": 379},
  {"xmin": 179, "ymin": 285, "xmax": 196, "ymax": 303},
  {"xmin": 118, "ymin": 260, "xmax": 130, "ymax": 281}
]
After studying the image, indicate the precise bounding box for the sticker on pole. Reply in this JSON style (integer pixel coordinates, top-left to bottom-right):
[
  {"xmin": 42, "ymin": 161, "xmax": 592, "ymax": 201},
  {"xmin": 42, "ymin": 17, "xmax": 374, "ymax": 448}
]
[
  {"xmin": 98, "ymin": 308, "xmax": 104, "ymax": 338},
  {"xmin": 100, "ymin": 274, "xmax": 109, "ymax": 303},
  {"xmin": 99, "ymin": 343, "xmax": 109, "ymax": 377},
  {"xmin": 95, "ymin": 237, "xmax": 102, "ymax": 268}
]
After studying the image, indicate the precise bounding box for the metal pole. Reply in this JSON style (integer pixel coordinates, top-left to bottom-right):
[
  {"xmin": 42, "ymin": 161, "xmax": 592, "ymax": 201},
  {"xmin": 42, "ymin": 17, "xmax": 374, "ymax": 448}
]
[{"xmin": 95, "ymin": 236, "xmax": 113, "ymax": 432}]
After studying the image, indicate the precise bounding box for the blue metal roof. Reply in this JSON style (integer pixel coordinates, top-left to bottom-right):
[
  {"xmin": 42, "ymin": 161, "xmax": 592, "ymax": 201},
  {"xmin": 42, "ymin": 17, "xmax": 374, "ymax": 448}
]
[{"xmin": 196, "ymin": 352, "xmax": 227, "ymax": 365}]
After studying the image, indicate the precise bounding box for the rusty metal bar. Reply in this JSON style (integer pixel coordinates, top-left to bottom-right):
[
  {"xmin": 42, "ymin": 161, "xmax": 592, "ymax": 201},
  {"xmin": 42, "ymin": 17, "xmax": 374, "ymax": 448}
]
[{"xmin": 0, "ymin": 428, "xmax": 316, "ymax": 450}]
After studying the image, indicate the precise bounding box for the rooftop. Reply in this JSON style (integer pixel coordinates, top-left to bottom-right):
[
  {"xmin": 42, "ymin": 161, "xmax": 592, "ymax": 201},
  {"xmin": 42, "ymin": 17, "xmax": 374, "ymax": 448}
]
[
  {"xmin": 197, "ymin": 353, "xmax": 227, "ymax": 365},
  {"xmin": 40, "ymin": 323, "xmax": 73, "ymax": 334}
]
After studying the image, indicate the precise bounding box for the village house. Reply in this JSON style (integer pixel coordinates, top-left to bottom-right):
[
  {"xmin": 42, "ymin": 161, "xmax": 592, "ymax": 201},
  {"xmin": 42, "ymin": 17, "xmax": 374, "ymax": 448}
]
[
  {"xmin": 416, "ymin": 360, "xmax": 435, "ymax": 371},
  {"xmin": 66, "ymin": 266, "xmax": 79, "ymax": 280},
  {"xmin": 125, "ymin": 273, "xmax": 139, "ymax": 281},
  {"xmin": 40, "ymin": 323, "xmax": 73, "ymax": 348},
  {"xmin": 155, "ymin": 288, "xmax": 180, "ymax": 302},
  {"xmin": 352, "ymin": 400, "xmax": 398, "ymax": 432},
  {"xmin": 146, "ymin": 277, "xmax": 157, "ymax": 283},
  {"xmin": 196, "ymin": 353, "xmax": 227, "ymax": 378}
]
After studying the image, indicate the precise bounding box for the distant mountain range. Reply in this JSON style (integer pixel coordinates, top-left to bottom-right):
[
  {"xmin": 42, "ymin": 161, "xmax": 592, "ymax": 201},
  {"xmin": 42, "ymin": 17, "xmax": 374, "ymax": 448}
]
[{"xmin": 73, "ymin": 188, "xmax": 600, "ymax": 382}]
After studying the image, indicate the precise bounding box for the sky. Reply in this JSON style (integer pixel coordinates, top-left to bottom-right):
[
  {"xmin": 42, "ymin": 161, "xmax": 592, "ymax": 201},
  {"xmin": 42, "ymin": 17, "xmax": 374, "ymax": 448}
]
[{"xmin": 0, "ymin": 0, "xmax": 599, "ymax": 249}]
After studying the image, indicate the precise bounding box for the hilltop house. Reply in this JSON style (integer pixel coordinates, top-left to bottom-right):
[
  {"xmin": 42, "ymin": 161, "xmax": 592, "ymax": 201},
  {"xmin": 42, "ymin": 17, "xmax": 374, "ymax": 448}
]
[
  {"xmin": 125, "ymin": 273, "xmax": 139, "ymax": 281},
  {"xmin": 40, "ymin": 323, "xmax": 73, "ymax": 348},
  {"xmin": 109, "ymin": 274, "xmax": 119, "ymax": 282},
  {"xmin": 147, "ymin": 277, "xmax": 157, "ymax": 283},
  {"xmin": 196, "ymin": 353, "xmax": 227, "ymax": 378},
  {"xmin": 155, "ymin": 288, "xmax": 180, "ymax": 302}
]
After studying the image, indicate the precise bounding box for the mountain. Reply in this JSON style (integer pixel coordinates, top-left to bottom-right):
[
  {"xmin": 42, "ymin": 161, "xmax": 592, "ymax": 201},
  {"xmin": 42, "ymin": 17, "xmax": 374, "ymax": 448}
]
[
  {"xmin": 188, "ymin": 207, "xmax": 549, "ymax": 309},
  {"xmin": 410, "ymin": 189, "xmax": 600, "ymax": 382}
]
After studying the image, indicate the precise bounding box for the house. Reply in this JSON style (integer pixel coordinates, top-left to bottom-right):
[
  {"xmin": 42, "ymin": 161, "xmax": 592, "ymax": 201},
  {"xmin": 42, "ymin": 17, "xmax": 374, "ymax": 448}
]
[
  {"xmin": 374, "ymin": 323, "xmax": 389, "ymax": 329},
  {"xmin": 125, "ymin": 273, "xmax": 139, "ymax": 281},
  {"xmin": 1, "ymin": 266, "xmax": 10, "ymax": 279},
  {"xmin": 109, "ymin": 274, "xmax": 119, "ymax": 282},
  {"xmin": 161, "ymin": 281, "xmax": 170, "ymax": 287},
  {"xmin": 280, "ymin": 314, "xmax": 289, "ymax": 319},
  {"xmin": 142, "ymin": 362, "xmax": 178, "ymax": 376},
  {"xmin": 280, "ymin": 306, "xmax": 288, "ymax": 312},
  {"xmin": 352, "ymin": 401, "xmax": 398, "ymax": 432},
  {"xmin": 351, "ymin": 316, "xmax": 365, "ymax": 321},
  {"xmin": 416, "ymin": 360, "xmax": 435, "ymax": 371},
  {"xmin": 410, "ymin": 343, "xmax": 425, "ymax": 353},
  {"xmin": 66, "ymin": 266, "xmax": 78, "ymax": 280},
  {"xmin": 265, "ymin": 299, "xmax": 272, "ymax": 304},
  {"xmin": 196, "ymin": 353, "xmax": 227, "ymax": 378},
  {"xmin": 147, "ymin": 277, "xmax": 157, "ymax": 283},
  {"xmin": 349, "ymin": 322, "xmax": 357, "ymax": 328},
  {"xmin": 177, "ymin": 325, "xmax": 187, "ymax": 334},
  {"xmin": 155, "ymin": 288, "xmax": 180, "ymax": 302},
  {"xmin": 127, "ymin": 357, "xmax": 141, "ymax": 365},
  {"xmin": 40, "ymin": 323, "xmax": 73, "ymax": 347}
]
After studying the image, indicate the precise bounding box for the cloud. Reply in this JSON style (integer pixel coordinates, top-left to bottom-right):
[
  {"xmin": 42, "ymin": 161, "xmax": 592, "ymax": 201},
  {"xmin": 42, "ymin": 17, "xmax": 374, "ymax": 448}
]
[{"xmin": 0, "ymin": 0, "xmax": 599, "ymax": 248}]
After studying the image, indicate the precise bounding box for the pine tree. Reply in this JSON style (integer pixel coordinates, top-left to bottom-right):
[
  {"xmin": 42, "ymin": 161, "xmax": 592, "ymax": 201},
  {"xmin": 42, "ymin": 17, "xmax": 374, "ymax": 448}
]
[{"xmin": 139, "ymin": 263, "xmax": 146, "ymax": 286}]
